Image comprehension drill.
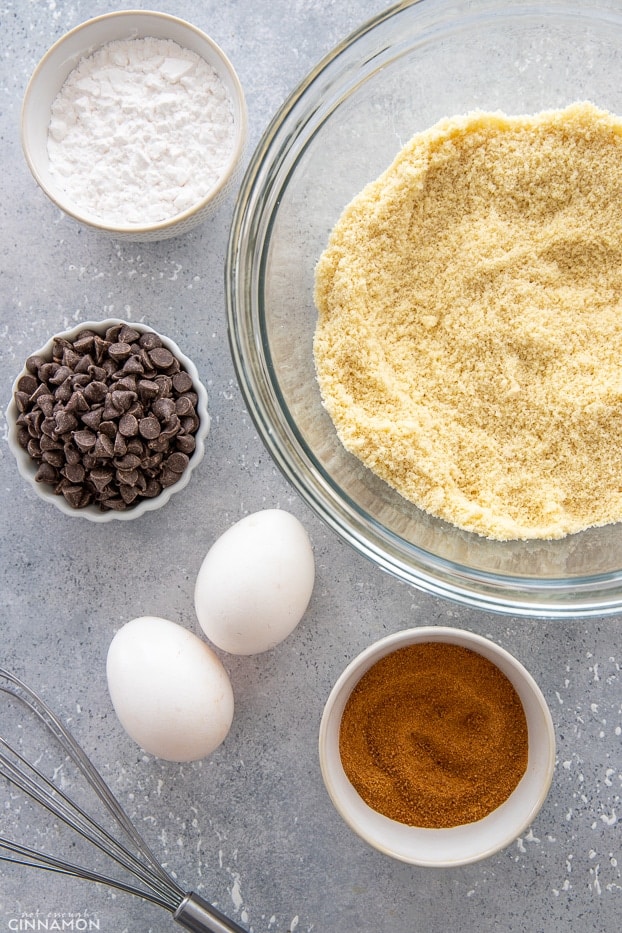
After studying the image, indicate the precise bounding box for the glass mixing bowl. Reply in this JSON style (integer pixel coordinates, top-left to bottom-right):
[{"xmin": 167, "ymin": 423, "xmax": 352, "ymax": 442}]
[{"xmin": 226, "ymin": 0, "xmax": 622, "ymax": 618}]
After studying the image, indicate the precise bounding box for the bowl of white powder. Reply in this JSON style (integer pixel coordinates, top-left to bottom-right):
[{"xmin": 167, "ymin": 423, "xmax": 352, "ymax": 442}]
[{"xmin": 21, "ymin": 10, "xmax": 247, "ymax": 241}]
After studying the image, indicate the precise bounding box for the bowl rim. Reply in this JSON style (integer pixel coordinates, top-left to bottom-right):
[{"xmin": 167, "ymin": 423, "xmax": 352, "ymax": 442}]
[
  {"xmin": 7, "ymin": 318, "xmax": 210, "ymax": 522},
  {"xmin": 318, "ymin": 625, "xmax": 556, "ymax": 867},
  {"xmin": 226, "ymin": 0, "xmax": 622, "ymax": 618},
  {"xmin": 20, "ymin": 9, "xmax": 248, "ymax": 236}
]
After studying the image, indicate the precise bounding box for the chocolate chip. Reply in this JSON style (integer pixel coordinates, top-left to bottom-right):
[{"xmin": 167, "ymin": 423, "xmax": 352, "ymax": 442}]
[
  {"xmin": 72, "ymin": 334, "xmax": 95, "ymax": 355},
  {"xmin": 119, "ymin": 326, "xmax": 142, "ymax": 344},
  {"xmin": 114, "ymin": 453, "xmax": 142, "ymax": 471},
  {"xmin": 172, "ymin": 371, "xmax": 194, "ymax": 394},
  {"xmin": 61, "ymin": 484, "xmax": 87, "ymax": 509},
  {"xmin": 110, "ymin": 389, "xmax": 136, "ymax": 412},
  {"xmin": 35, "ymin": 462, "xmax": 58, "ymax": 484},
  {"xmin": 65, "ymin": 390, "xmax": 89, "ymax": 413},
  {"xmin": 160, "ymin": 414, "xmax": 181, "ymax": 441},
  {"xmin": 80, "ymin": 408, "xmax": 102, "ymax": 431},
  {"xmin": 40, "ymin": 417, "xmax": 57, "ymax": 438},
  {"xmin": 94, "ymin": 433, "xmax": 115, "ymax": 459},
  {"xmin": 180, "ymin": 414, "xmax": 200, "ymax": 434},
  {"xmin": 108, "ymin": 342, "xmax": 133, "ymax": 362},
  {"xmin": 87, "ymin": 364, "xmax": 107, "ymax": 382},
  {"xmin": 101, "ymin": 358, "xmax": 118, "ymax": 378},
  {"xmin": 31, "ymin": 383, "xmax": 53, "ymax": 403},
  {"xmin": 49, "ymin": 365, "xmax": 73, "ymax": 386},
  {"xmin": 62, "ymin": 347, "xmax": 81, "ymax": 369},
  {"xmin": 126, "ymin": 438, "xmax": 145, "ymax": 455},
  {"xmin": 149, "ymin": 347, "xmax": 175, "ymax": 370},
  {"xmin": 17, "ymin": 373, "xmax": 39, "ymax": 395},
  {"xmin": 102, "ymin": 399, "xmax": 121, "ymax": 421},
  {"xmin": 54, "ymin": 410, "xmax": 78, "ymax": 434},
  {"xmin": 63, "ymin": 441, "xmax": 82, "ymax": 466},
  {"xmin": 26, "ymin": 355, "xmax": 45, "ymax": 375},
  {"xmin": 154, "ymin": 375, "xmax": 172, "ymax": 398},
  {"xmin": 139, "ymin": 332, "xmax": 163, "ymax": 350},
  {"xmin": 73, "ymin": 429, "xmax": 97, "ymax": 452},
  {"xmin": 114, "ymin": 375, "xmax": 138, "ymax": 392},
  {"xmin": 17, "ymin": 426, "xmax": 31, "ymax": 447},
  {"xmin": 160, "ymin": 469, "xmax": 181, "ymax": 488},
  {"xmin": 39, "ymin": 362, "xmax": 58, "ymax": 383},
  {"xmin": 37, "ymin": 395, "xmax": 55, "ymax": 418},
  {"xmin": 27, "ymin": 439, "xmax": 42, "ymax": 459},
  {"xmin": 54, "ymin": 379, "xmax": 73, "ymax": 404},
  {"xmin": 119, "ymin": 413, "xmax": 139, "ymax": 437},
  {"xmin": 176, "ymin": 434, "xmax": 196, "ymax": 455},
  {"xmin": 105, "ymin": 324, "xmax": 124, "ymax": 342},
  {"xmin": 99, "ymin": 420, "xmax": 117, "ymax": 438},
  {"xmin": 138, "ymin": 379, "xmax": 159, "ymax": 401},
  {"xmin": 63, "ymin": 462, "xmax": 85, "ymax": 484},
  {"xmin": 113, "ymin": 433, "xmax": 128, "ymax": 457},
  {"xmin": 42, "ymin": 449, "xmax": 65, "ymax": 468},
  {"xmin": 93, "ymin": 335, "xmax": 110, "ymax": 363},
  {"xmin": 166, "ymin": 452, "xmax": 190, "ymax": 473},
  {"xmin": 101, "ymin": 496, "xmax": 126, "ymax": 511},
  {"xmin": 120, "ymin": 484, "xmax": 140, "ymax": 505},
  {"xmin": 74, "ymin": 353, "xmax": 95, "ymax": 374},
  {"xmin": 122, "ymin": 355, "xmax": 145, "ymax": 375},
  {"xmin": 152, "ymin": 398, "xmax": 176, "ymax": 421},
  {"xmin": 84, "ymin": 381, "xmax": 108, "ymax": 404},
  {"xmin": 143, "ymin": 478, "xmax": 163, "ymax": 498},
  {"xmin": 90, "ymin": 468, "xmax": 114, "ymax": 493},
  {"xmin": 14, "ymin": 390, "xmax": 31, "ymax": 413},
  {"xmin": 175, "ymin": 396, "xmax": 195, "ymax": 417},
  {"xmin": 39, "ymin": 433, "xmax": 62, "ymax": 451},
  {"xmin": 116, "ymin": 468, "xmax": 139, "ymax": 486},
  {"xmin": 139, "ymin": 415, "xmax": 161, "ymax": 439}
]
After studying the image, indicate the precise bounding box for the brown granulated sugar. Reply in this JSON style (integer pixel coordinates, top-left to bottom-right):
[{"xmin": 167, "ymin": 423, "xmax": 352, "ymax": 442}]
[{"xmin": 313, "ymin": 102, "xmax": 622, "ymax": 540}]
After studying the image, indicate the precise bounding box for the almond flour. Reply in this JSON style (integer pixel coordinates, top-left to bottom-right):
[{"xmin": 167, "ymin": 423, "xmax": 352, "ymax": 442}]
[{"xmin": 313, "ymin": 102, "xmax": 622, "ymax": 540}]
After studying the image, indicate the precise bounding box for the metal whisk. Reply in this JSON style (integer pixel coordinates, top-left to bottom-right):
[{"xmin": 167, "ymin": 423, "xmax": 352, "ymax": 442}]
[{"xmin": 0, "ymin": 668, "xmax": 248, "ymax": 933}]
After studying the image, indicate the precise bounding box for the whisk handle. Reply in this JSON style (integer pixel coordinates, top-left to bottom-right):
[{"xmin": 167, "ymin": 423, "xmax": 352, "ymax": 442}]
[{"xmin": 174, "ymin": 892, "xmax": 249, "ymax": 933}]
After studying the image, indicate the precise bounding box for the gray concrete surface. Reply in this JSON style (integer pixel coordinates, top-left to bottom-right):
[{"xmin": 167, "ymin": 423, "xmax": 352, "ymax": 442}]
[{"xmin": 1, "ymin": 1, "xmax": 620, "ymax": 931}]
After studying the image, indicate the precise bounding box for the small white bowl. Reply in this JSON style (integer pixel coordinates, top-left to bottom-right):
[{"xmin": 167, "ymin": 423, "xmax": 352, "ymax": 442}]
[
  {"xmin": 7, "ymin": 319, "xmax": 210, "ymax": 522},
  {"xmin": 319, "ymin": 626, "xmax": 555, "ymax": 866},
  {"xmin": 21, "ymin": 10, "xmax": 247, "ymax": 241}
]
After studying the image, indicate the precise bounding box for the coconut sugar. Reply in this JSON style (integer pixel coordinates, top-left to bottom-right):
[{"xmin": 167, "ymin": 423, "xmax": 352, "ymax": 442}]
[{"xmin": 313, "ymin": 102, "xmax": 622, "ymax": 540}]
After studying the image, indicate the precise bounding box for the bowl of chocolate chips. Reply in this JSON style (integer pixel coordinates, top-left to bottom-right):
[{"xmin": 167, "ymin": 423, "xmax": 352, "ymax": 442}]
[{"xmin": 7, "ymin": 319, "xmax": 209, "ymax": 520}]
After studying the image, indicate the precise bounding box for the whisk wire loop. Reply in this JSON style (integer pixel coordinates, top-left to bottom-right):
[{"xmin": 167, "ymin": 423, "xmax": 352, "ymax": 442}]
[
  {"xmin": 0, "ymin": 669, "xmax": 249, "ymax": 933},
  {"xmin": 0, "ymin": 736, "xmax": 181, "ymax": 907},
  {"xmin": 0, "ymin": 836, "xmax": 176, "ymax": 910}
]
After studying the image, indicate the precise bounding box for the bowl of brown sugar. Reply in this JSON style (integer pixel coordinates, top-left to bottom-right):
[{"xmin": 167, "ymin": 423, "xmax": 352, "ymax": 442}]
[{"xmin": 319, "ymin": 626, "xmax": 555, "ymax": 866}]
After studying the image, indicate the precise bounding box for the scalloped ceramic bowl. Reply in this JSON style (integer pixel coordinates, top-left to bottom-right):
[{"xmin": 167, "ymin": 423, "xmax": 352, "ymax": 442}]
[
  {"xmin": 7, "ymin": 319, "xmax": 210, "ymax": 522},
  {"xmin": 227, "ymin": 0, "xmax": 622, "ymax": 618},
  {"xmin": 21, "ymin": 10, "xmax": 247, "ymax": 241},
  {"xmin": 319, "ymin": 626, "xmax": 556, "ymax": 867}
]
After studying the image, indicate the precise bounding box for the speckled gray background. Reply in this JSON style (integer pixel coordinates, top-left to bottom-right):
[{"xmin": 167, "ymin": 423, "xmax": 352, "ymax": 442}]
[{"xmin": 1, "ymin": 1, "xmax": 620, "ymax": 931}]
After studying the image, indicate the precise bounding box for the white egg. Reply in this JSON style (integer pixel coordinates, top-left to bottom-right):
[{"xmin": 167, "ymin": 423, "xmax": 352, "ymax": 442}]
[
  {"xmin": 194, "ymin": 509, "xmax": 315, "ymax": 655},
  {"xmin": 106, "ymin": 616, "xmax": 234, "ymax": 762}
]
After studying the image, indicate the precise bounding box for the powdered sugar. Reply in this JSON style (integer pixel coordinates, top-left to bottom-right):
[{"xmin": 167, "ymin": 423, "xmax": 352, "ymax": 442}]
[{"xmin": 47, "ymin": 37, "xmax": 236, "ymax": 225}]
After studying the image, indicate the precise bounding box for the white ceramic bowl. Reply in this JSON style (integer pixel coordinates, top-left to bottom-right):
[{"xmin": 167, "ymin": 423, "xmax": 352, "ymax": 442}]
[
  {"xmin": 21, "ymin": 10, "xmax": 247, "ymax": 241},
  {"xmin": 7, "ymin": 319, "xmax": 210, "ymax": 522},
  {"xmin": 319, "ymin": 626, "xmax": 555, "ymax": 866}
]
